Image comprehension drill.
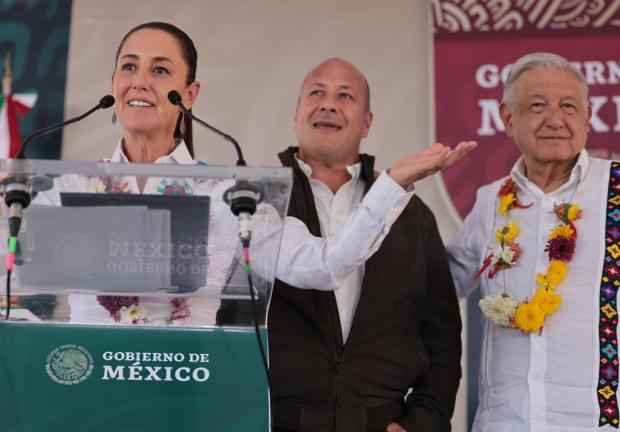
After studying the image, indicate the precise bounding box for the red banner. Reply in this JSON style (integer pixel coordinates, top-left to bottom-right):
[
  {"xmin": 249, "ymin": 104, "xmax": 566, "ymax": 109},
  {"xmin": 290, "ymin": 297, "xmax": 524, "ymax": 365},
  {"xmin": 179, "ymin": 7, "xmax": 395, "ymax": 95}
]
[{"xmin": 432, "ymin": 0, "xmax": 620, "ymax": 217}]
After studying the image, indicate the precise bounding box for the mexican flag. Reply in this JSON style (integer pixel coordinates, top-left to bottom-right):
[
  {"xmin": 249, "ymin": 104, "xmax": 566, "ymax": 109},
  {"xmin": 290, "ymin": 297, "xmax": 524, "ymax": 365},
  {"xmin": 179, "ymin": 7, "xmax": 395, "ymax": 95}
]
[{"xmin": 0, "ymin": 90, "xmax": 38, "ymax": 158}]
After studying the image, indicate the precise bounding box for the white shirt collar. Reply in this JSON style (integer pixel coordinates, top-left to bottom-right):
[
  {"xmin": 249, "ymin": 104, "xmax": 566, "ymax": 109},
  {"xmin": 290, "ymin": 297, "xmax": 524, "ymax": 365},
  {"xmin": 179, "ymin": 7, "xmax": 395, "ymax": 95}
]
[
  {"xmin": 510, "ymin": 149, "xmax": 590, "ymax": 196},
  {"xmin": 110, "ymin": 138, "xmax": 194, "ymax": 165},
  {"xmin": 294, "ymin": 153, "xmax": 363, "ymax": 185}
]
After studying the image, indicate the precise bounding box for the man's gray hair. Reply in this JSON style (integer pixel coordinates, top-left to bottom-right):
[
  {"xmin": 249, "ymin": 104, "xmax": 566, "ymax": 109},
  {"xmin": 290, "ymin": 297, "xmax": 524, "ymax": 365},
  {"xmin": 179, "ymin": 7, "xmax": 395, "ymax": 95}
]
[{"xmin": 502, "ymin": 52, "xmax": 589, "ymax": 107}]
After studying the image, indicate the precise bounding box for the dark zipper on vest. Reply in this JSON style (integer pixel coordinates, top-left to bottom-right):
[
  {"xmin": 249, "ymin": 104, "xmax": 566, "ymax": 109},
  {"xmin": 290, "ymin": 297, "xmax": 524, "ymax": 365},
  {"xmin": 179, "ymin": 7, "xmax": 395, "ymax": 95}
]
[
  {"xmin": 332, "ymin": 355, "xmax": 342, "ymax": 430},
  {"xmin": 323, "ymin": 294, "xmax": 344, "ymax": 431},
  {"xmin": 329, "ymin": 148, "xmax": 372, "ymax": 429}
]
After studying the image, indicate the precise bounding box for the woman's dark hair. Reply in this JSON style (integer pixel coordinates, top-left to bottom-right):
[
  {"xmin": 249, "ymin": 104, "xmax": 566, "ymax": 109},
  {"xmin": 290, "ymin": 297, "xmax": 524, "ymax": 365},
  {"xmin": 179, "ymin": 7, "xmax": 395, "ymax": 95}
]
[{"xmin": 115, "ymin": 22, "xmax": 198, "ymax": 158}]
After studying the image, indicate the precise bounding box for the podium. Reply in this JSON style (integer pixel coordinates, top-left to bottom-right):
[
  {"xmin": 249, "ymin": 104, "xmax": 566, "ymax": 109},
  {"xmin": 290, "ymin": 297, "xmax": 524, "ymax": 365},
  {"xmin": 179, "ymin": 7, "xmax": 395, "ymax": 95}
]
[{"xmin": 0, "ymin": 158, "xmax": 292, "ymax": 432}]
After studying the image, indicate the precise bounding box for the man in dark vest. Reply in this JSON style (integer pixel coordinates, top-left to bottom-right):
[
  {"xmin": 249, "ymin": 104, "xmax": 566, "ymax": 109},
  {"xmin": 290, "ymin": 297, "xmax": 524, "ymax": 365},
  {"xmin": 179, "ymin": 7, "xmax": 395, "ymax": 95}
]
[{"xmin": 269, "ymin": 57, "xmax": 469, "ymax": 432}]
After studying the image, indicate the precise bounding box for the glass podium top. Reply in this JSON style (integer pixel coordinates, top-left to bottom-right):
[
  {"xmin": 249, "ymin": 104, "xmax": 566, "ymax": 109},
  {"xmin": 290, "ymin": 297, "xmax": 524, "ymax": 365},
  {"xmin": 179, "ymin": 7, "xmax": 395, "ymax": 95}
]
[{"xmin": 0, "ymin": 158, "xmax": 292, "ymax": 328}]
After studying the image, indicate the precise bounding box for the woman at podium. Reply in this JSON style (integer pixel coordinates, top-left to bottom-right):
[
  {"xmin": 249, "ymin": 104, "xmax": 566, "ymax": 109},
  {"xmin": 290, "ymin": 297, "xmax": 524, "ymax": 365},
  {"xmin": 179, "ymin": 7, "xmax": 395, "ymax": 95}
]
[{"xmin": 62, "ymin": 22, "xmax": 228, "ymax": 326}]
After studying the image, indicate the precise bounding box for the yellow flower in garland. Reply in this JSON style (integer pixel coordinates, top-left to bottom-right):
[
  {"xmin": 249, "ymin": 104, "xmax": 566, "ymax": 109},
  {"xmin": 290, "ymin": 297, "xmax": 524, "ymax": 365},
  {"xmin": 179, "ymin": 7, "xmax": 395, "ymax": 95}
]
[
  {"xmin": 566, "ymin": 203, "xmax": 582, "ymax": 221},
  {"xmin": 513, "ymin": 302, "xmax": 545, "ymax": 333},
  {"xmin": 532, "ymin": 288, "xmax": 562, "ymax": 316},
  {"xmin": 536, "ymin": 260, "xmax": 568, "ymax": 290},
  {"xmin": 498, "ymin": 193, "xmax": 515, "ymax": 216},
  {"xmin": 495, "ymin": 221, "xmax": 520, "ymax": 243},
  {"xmin": 549, "ymin": 224, "xmax": 574, "ymax": 240},
  {"xmin": 554, "ymin": 202, "xmax": 583, "ymax": 222},
  {"xmin": 547, "ymin": 260, "xmax": 568, "ymax": 287}
]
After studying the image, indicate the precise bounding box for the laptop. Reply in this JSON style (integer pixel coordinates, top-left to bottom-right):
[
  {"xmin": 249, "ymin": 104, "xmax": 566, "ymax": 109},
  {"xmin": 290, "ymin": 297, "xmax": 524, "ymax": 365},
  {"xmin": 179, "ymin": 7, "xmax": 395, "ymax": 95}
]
[{"xmin": 59, "ymin": 193, "xmax": 210, "ymax": 291}]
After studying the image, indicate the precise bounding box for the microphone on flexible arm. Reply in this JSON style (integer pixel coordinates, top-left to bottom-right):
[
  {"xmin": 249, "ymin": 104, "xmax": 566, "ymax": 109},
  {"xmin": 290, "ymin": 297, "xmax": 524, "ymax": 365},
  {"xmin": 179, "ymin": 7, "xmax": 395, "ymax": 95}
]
[
  {"xmin": 0, "ymin": 95, "xmax": 115, "ymax": 319},
  {"xmin": 167, "ymin": 89, "xmax": 261, "ymax": 243},
  {"xmin": 167, "ymin": 90, "xmax": 247, "ymax": 167},
  {"xmin": 16, "ymin": 95, "xmax": 115, "ymax": 160},
  {"xmin": 7, "ymin": 94, "xmax": 115, "ymax": 229},
  {"xmin": 7, "ymin": 94, "xmax": 116, "ymax": 227}
]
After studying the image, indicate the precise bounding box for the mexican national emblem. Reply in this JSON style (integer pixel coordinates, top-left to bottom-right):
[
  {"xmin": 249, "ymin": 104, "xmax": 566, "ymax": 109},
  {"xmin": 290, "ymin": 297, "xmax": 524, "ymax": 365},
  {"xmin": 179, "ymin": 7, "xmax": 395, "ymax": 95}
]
[
  {"xmin": 54, "ymin": 233, "xmax": 99, "ymax": 276},
  {"xmin": 45, "ymin": 344, "xmax": 94, "ymax": 385}
]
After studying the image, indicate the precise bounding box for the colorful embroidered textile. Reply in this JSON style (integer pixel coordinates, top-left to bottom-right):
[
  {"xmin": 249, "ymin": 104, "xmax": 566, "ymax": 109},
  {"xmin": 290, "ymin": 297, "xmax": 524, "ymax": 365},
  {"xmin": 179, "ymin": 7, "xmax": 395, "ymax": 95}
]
[{"xmin": 598, "ymin": 161, "xmax": 620, "ymax": 428}]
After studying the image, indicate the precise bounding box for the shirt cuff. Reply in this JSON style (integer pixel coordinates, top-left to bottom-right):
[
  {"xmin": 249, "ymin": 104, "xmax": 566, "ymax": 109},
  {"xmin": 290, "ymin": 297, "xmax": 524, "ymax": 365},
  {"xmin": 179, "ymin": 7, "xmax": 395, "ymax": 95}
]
[{"xmin": 361, "ymin": 170, "xmax": 414, "ymax": 223}]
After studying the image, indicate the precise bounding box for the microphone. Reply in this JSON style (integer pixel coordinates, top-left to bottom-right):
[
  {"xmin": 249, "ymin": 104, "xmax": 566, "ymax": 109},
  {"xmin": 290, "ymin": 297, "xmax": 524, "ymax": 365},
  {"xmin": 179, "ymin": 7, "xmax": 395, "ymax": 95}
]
[
  {"xmin": 167, "ymin": 91, "xmax": 258, "ymax": 247},
  {"xmin": 167, "ymin": 90, "xmax": 247, "ymax": 166},
  {"xmin": 0, "ymin": 174, "xmax": 53, "ymax": 237},
  {"xmin": 0, "ymin": 173, "xmax": 54, "ymax": 320},
  {"xmin": 16, "ymin": 95, "xmax": 115, "ymax": 159},
  {"xmin": 224, "ymin": 181, "xmax": 262, "ymax": 245}
]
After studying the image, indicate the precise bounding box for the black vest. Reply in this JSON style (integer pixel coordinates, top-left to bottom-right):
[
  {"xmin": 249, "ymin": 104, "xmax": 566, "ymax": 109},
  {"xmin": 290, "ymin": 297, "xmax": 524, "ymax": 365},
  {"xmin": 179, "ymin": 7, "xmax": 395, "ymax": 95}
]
[{"xmin": 269, "ymin": 147, "xmax": 461, "ymax": 432}]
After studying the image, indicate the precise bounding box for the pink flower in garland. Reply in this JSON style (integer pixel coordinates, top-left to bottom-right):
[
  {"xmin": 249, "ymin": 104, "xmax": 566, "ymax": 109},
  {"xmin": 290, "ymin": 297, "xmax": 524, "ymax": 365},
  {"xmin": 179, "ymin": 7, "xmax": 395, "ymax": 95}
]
[
  {"xmin": 109, "ymin": 181, "xmax": 130, "ymax": 194},
  {"xmin": 169, "ymin": 298, "xmax": 191, "ymax": 324},
  {"xmin": 88, "ymin": 175, "xmax": 130, "ymax": 194},
  {"xmin": 545, "ymin": 236, "xmax": 576, "ymax": 262}
]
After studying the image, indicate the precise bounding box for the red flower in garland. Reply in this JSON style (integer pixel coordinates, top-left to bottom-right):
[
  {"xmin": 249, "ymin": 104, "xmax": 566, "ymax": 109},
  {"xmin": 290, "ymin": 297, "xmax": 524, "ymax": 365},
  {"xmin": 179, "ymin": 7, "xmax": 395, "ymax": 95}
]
[
  {"xmin": 497, "ymin": 178, "xmax": 532, "ymax": 211},
  {"xmin": 97, "ymin": 296, "xmax": 139, "ymax": 321},
  {"xmin": 474, "ymin": 241, "xmax": 522, "ymax": 280},
  {"xmin": 545, "ymin": 236, "xmax": 576, "ymax": 262},
  {"xmin": 499, "ymin": 178, "xmax": 517, "ymax": 195},
  {"xmin": 163, "ymin": 184, "xmax": 187, "ymax": 195}
]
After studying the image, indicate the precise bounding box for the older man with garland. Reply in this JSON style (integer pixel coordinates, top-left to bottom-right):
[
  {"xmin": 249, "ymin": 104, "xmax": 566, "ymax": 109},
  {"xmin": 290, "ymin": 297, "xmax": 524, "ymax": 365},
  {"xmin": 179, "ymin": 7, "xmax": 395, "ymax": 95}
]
[{"xmin": 447, "ymin": 51, "xmax": 620, "ymax": 431}]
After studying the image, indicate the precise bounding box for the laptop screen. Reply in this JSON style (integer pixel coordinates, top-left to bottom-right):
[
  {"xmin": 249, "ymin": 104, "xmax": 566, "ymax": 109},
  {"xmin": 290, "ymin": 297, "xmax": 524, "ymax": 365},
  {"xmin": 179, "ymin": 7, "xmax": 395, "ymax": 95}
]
[{"xmin": 60, "ymin": 193, "xmax": 210, "ymax": 290}]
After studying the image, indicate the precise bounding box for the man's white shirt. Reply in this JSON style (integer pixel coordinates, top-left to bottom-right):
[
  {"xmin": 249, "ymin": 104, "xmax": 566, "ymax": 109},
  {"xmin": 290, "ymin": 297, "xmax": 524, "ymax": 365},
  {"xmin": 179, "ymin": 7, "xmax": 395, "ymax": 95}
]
[
  {"xmin": 448, "ymin": 150, "xmax": 614, "ymax": 431},
  {"xmin": 38, "ymin": 141, "xmax": 413, "ymax": 326},
  {"xmin": 292, "ymin": 156, "xmax": 413, "ymax": 342}
]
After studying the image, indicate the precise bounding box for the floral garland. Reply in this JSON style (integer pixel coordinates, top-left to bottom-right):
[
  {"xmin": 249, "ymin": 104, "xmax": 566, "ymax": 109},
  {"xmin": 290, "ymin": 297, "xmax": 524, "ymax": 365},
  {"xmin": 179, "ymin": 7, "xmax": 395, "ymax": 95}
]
[
  {"xmin": 97, "ymin": 296, "xmax": 190, "ymax": 325},
  {"xmin": 88, "ymin": 175, "xmax": 130, "ymax": 194},
  {"xmin": 476, "ymin": 177, "xmax": 582, "ymax": 334},
  {"xmin": 87, "ymin": 166, "xmax": 194, "ymax": 326}
]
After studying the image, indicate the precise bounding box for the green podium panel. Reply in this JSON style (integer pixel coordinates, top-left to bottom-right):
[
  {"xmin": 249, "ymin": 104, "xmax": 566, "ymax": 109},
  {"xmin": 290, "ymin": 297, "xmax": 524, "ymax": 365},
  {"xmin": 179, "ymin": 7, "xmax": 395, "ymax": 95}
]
[{"xmin": 0, "ymin": 323, "xmax": 269, "ymax": 432}]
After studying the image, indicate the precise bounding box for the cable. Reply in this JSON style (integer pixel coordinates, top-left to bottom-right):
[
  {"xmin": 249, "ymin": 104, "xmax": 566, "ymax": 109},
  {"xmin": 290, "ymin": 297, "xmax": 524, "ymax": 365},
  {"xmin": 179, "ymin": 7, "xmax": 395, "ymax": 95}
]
[
  {"xmin": 3, "ymin": 236, "xmax": 17, "ymax": 320},
  {"xmin": 224, "ymin": 180, "xmax": 269, "ymax": 387},
  {"xmin": 4, "ymin": 270, "xmax": 11, "ymax": 320},
  {"xmin": 242, "ymin": 240, "xmax": 271, "ymax": 390}
]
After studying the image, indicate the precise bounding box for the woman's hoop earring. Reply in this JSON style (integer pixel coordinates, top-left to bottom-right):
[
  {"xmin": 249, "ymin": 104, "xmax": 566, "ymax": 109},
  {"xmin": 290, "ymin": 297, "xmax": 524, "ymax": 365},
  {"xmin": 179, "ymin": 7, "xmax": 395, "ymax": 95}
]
[
  {"xmin": 178, "ymin": 112, "xmax": 185, "ymax": 136},
  {"xmin": 112, "ymin": 112, "xmax": 117, "ymax": 125}
]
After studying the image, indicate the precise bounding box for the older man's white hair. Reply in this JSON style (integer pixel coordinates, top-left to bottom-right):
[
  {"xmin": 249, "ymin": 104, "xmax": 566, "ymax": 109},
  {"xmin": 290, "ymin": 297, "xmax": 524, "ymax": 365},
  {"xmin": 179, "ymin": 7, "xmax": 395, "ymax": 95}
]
[{"xmin": 502, "ymin": 52, "xmax": 589, "ymax": 107}]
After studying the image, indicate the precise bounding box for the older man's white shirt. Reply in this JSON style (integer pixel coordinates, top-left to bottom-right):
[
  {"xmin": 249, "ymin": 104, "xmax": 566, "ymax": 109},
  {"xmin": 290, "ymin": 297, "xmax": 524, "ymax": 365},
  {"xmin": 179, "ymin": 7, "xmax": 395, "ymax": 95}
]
[{"xmin": 448, "ymin": 150, "xmax": 613, "ymax": 432}]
